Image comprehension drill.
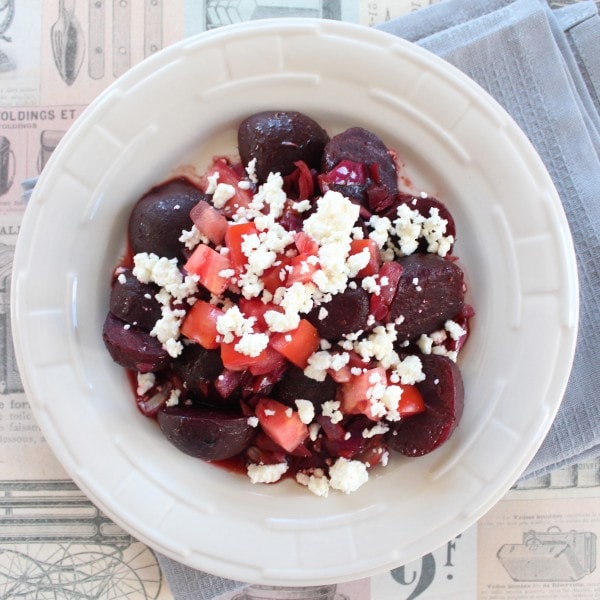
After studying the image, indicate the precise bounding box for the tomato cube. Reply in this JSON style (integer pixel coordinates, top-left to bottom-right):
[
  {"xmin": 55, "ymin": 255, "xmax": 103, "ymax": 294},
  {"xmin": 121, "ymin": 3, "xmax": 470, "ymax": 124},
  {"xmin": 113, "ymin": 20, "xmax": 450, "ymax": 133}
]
[
  {"xmin": 225, "ymin": 222, "xmax": 259, "ymax": 272},
  {"xmin": 180, "ymin": 300, "xmax": 224, "ymax": 349},
  {"xmin": 270, "ymin": 319, "xmax": 320, "ymax": 369},
  {"xmin": 260, "ymin": 258, "xmax": 291, "ymax": 294},
  {"xmin": 340, "ymin": 367, "xmax": 387, "ymax": 421},
  {"xmin": 294, "ymin": 231, "xmax": 319, "ymax": 256},
  {"xmin": 205, "ymin": 158, "xmax": 253, "ymax": 217},
  {"xmin": 286, "ymin": 253, "xmax": 319, "ymax": 286},
  {"xmin": 398, "ymin": 384, "xmax": 426, "ymax": 417},
  {"xmin": 255, "ymin": 398, "xmax": 309, "ymax": 453},
  {"xmin": 350, "ymin": 239, "xmax": 380, "ymax": 278},
  {"xmin": 190, "ymin": 200, "xmax": 228, "ymax": 246},
  {"xmin": 184, "ymin": 244, "xmax": 232, "ymax": 295}
]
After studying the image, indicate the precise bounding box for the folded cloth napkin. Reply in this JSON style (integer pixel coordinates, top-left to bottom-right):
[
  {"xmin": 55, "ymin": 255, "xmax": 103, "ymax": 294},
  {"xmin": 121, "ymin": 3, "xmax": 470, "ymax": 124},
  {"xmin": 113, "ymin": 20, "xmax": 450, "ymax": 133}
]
[{"xmin": 157, "ymin": 0, "xmax": 600, "ymax": 596}]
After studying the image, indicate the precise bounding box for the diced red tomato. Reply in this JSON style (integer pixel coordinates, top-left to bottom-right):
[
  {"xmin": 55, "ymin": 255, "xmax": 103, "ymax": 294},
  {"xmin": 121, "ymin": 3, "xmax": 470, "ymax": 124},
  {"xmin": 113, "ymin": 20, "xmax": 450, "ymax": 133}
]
[
  {"xmin": 205, "ymin": 158, "xmax": 252, "ymax": 216},
  {"xmin": 220, "ymin": 339, "xmax": 272, "ymax": 372},
  {"xmin": 184, "ymin": 244, "xmax": 232, "ymax": 295},
  {"xmin": 350, "ymin": 239, "xmax": 380, "ymax": 278},
  {"xmin": 261, "ymin": 258, "xmax": 291, "ymax": 293},
  {"xmin": 270, "ymin": 319, "xmax": 320, "ymax": 369},
  {"xmin": 225, "ymin": 221, "xmax": 259, "ymax": 272},
  {"xmin": 398, "ymin": 384, "xmax": 426, "ymax": 417},
  {"xmin": 190, "ymin": 200, "xmax": 228, "ymax": 246},
  {"xmin": 340, "ymin": 367, "xmax": 387, "ymax": 421},
  {"xmin": 255, "ymin": 398, "xmax": 309, "ymax": 453},
  {"xmin": 370, "ymin": 260, "xmax": 403, "ymax": 321},
  {"xmin": 180, "ymin": 300, "xmax": 224, "ymax": 349},
  {"xmin": 294, "ymin": 231, "xmax": 319, "ymax": 255},
  {"xmin": 327, "ymin": 363, "xmax": 352, "ymax": 383},
  {"xmin": 286, "ymin": 253, "xmax": 319, "ymax": 286},
  {"xmin": 238, "ymin": 298, "xmax": 281, "ymax": 332}
]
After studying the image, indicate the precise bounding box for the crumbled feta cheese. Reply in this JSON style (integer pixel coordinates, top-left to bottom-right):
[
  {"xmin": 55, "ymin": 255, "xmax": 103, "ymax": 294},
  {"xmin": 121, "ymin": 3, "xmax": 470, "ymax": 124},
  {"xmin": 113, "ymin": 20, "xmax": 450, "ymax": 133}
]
[
  {"xmin": 216, "ymin": 305, "xmax": 256, "ymax": 344},
  {"xmin": 234, "ymin": 332, "xmax": 269, "ymax": 357},
  {"xmin": 246, "ymin": 157, "xmax": 258, "ymax": 183},
  {"xmin": 328, "ymin": 458, "xmax": 368, "ymax": 494},
  {"xmin": 304, "ymin": 191, "xmax": 359, "ymax": 246},
  {"xmin": 293, "ymin": 199, "xmax": 311, "ymax": 213},
  {"xmin": 296, "ymin": 469, "xmax": 330, "ymax": 497},
  {"xmin": 392, "ymin": 354, "xmax": 426, "ymax": 385},
  {"xmin": 247, "ymin": 462, "xmax": 288, "ymax": 484},
  {"xmin": 362, "ymin": 422, "xmax": 390, "ymax": 438},
  {"xmin": 136, "ymin": 372, "xmax": 155, "ymax": 396},
  {"xmin": 295, "ymin": 399, "xmax": 315, "ymax": 425},
  {"xmin": 445, "ymin": 319, "xmax": 466, "ymax": 341},
  {"xmin": 166, "ymin": 389, "xmax": 180, "ymax": 407},
  {"xmin": 211, "ymin": 183, "xmax": 236, "ymax": 208},
  {"xmin": 205, "ymin": 171, "xmax": 220, "ymax": 194},
  {"xmin": 321, "ymin": 400, "xmax": 343, "ymax": 424},
  {"xmin": 179, "ymin": 225, "xmax": 206, "ymax": 250},
  {"xmin": 117, "ymin": 273, "xmax": 127, "ymax": 285},
  {"xmin": 247, "ymin": 416, "xmax": 259, "ymax": 428}
]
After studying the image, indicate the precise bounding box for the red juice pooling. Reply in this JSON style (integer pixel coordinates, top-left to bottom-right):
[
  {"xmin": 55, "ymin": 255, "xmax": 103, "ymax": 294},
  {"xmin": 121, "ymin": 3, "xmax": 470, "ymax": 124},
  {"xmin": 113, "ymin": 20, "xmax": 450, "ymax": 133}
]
[{"xmin": 103, "ymin": 111, "xmax": 474, "ymax": 497}]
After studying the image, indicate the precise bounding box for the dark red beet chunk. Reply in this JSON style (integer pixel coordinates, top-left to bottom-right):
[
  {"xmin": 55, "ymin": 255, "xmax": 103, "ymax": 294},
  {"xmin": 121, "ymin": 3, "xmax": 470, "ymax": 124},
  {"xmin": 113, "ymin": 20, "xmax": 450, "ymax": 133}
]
[
  {"xmin": 157, "ymin": 406, "xmax": 256, "ymax": 461},
  {"xmin": 172, "ymin": 344, "xmax": 224, "ymax": 400},
  {"xmin": 273, "ymin": 365, "xmax": 338, "ymax": 408},
  {"xmin": 306, "ymin": 286, "xmax": 371, "ymax": 340},
  {"xmin": 238, "ymin": 111, "xmax": 329, "ymax": 183},
  {"xmin": 102, "ymin": 313, "xmax": 171, "ymax": 373},
  {"xmin": 384, "ymin": 193, "xmax": 456, "ymax": 254},
  {"xmin": 129, "ymin": 178, "xmax": 206, "ymax": 259},
  {"xmin": 389, "ymin": 254, "xmax": 465, "ymax": 342},
  {"xmin": 386, "ymin": 354, "xmax": 464, "ymax": 456},
  {"xmin": 321, "ymin": 127, "xmax": 398, "ymax": 209},
  {"xmin": 109, "ymin": 269, "xmax": 161, "ymax": 331}
]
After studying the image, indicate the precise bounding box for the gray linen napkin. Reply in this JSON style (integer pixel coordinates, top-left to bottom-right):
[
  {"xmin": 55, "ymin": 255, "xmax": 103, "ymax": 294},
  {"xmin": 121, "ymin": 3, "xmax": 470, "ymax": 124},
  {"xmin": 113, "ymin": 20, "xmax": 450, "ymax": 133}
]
[{"xmin": 156, "ymin": 0, "xmax": 600, "ymax": 595}]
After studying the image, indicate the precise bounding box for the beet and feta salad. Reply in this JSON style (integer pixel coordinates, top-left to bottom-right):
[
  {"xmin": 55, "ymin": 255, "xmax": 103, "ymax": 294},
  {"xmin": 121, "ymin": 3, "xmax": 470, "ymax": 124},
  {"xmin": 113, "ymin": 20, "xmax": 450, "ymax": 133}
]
[{"xmin": 103, "ymin": 110, "xmax": 474, "ymax": 497}]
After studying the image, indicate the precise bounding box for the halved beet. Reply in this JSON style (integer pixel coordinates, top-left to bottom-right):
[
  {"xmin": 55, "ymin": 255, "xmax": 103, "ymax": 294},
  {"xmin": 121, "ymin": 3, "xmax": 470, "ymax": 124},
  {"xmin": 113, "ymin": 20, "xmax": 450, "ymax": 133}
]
[
  {"xmin": 129, "ymin": 178, "xmax": 206, "ymax": 259},
  {"xmin": 320, "ymin": 127, "xmax": 398, "ymax": 208},
  {"xmin": 238, "ymin": 111, "xmax": 329, "ymax": 183},
  {"xmin": 386, "ymin": 354, "xmax": 464, "ymax": 456},
  {"xmin": 109, "ymin": 269, "xmax": 161, "ymax": 330},
  {"xmin": 273, "ymin": 365, "xmax": 338, "ymax": 408},
  {"xmin": 102, "ymin": 313, "xmax": 170, "ymax": 373},
  {"xmin": 306, "ymin": 286, "xmax": 371, "ymax": 340},
  {"xmin": 390, "ymin": 254, "xmax": 465, "ymax": 342},
  {"xmin": 158, "ymin": 406, "xmax": 256, "ymax": 461}
]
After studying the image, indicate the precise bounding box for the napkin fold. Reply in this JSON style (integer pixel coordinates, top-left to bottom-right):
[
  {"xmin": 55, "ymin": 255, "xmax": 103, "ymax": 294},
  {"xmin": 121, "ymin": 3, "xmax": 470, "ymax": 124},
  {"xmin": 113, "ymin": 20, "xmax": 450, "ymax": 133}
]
[{"xmin": 157, "ymin": 0, "xmax": 600, "ymax": 596}]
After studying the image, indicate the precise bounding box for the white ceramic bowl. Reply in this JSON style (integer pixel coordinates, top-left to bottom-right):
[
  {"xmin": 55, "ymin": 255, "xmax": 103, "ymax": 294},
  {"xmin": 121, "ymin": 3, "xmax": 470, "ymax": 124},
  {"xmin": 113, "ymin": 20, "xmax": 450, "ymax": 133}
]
[{"xmin": 11, "ymin": 19, "xmax": 578, "ymax": 585}]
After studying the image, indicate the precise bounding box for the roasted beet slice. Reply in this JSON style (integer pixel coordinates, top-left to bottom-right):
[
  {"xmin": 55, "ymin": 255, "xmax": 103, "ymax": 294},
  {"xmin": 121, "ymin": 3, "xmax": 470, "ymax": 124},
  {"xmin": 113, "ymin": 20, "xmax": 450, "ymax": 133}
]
[
  {"xmin": 238, "ymin": 111, "xmax": 329, "ymax": 183},
  {"xmin": 158, "ymin": 406, "xmax": 256, "ymax": 461},
  {"xmin": 102, "ymin": 313, "xmax": 170, "ymax": 373},
  {"xmin": 390, "ymin": 254, "xmax": 464, "ymax": 342},
  {"xmin": 274, "ymin": 365, "xmax": 338, "ymax": 408},
  {"xmin": 109, "ymin": 269, "xmax": 161, "ymax": 330},
  {"xmin": 320, "ymin": 127, "xmax": 398, "ymax": 208},
  {"xmin": 384, "ymin": 193, "xmax": 456, "ymax": 254},
  {"xmin": 172, "ymin": 344, "xmax": 224, "ymax": 397},
  {"xmin": 306, "ymin": 287, "xmax": 371, "ymax": 340},
  {"xmin": 386, "ymin": 354, "xmax": 464, "ymax": 456},
  {"xmin": 129, "ymin": 178, "xmax": 206, "ymax": 259}
]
